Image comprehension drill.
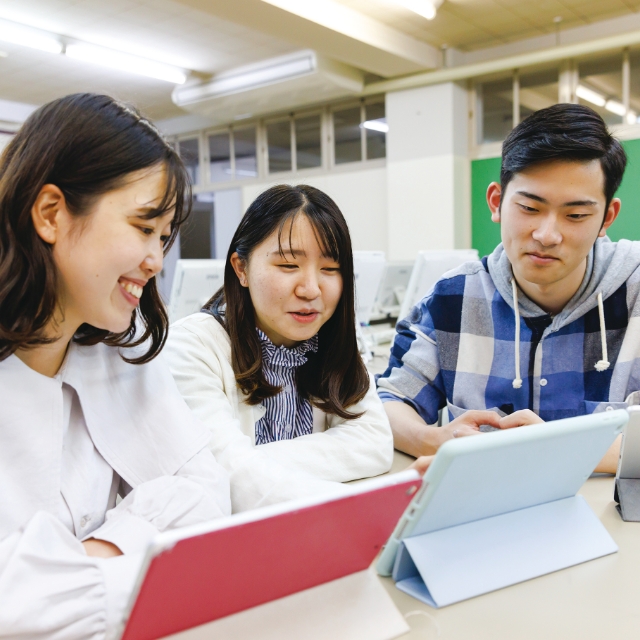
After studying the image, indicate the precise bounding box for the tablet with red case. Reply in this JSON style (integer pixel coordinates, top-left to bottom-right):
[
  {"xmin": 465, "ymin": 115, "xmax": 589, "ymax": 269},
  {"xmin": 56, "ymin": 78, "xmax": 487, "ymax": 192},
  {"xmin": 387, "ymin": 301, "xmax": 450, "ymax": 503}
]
[{"xmin": 119, "ymin": 471, "xmax": 421, "ymax": 640}]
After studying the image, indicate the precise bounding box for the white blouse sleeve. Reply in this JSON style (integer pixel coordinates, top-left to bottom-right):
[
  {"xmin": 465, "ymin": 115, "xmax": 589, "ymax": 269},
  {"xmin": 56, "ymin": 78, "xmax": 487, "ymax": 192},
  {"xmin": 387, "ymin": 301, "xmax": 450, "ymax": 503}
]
[
  {"xmin": 257, "ymin": 374, "xmax": 394, "ymax": 482},
  {"xmin": 0, "ymin": 511, "xmax": 142, "ymax": 640},
  {"xmin": 165, "ymin": 323, "xmax": 348, "ymax": 513},
  {"xmin": 88, "ymin": 448, "xmax": 232, "ymax": 555}
]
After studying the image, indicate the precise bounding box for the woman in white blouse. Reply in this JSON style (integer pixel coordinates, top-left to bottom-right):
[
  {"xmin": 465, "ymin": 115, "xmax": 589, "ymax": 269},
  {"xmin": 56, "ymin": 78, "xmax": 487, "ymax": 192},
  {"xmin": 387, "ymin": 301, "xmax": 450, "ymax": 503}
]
[
  {"xmin": 0, "ymin": 94, "xmax": 231, "ymax": 638},
  {"xmin": 165, "ymin": 185, "xmax": 420, "ymax": 513}
]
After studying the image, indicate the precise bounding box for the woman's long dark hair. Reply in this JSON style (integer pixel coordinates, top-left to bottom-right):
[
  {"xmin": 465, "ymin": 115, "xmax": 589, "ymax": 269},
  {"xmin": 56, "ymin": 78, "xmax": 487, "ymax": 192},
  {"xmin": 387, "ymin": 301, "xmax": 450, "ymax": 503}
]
[
  {"xmin": 205, "ymin": 184, "xmax": 369, "ymax": 419},
  {"xmin": 0, "ymin": 93, "xmax": 191, "ymax": 364}
]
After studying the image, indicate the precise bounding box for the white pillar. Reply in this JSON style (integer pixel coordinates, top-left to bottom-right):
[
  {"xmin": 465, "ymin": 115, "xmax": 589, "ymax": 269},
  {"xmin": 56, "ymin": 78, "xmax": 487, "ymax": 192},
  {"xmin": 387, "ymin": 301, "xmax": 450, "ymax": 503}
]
[
  {"xmin": 214, "ymin": 188, "xmax": 244, "ymax": 259},
  {"xmin": 385, "ymin": 82, "xmax": 470, "ymax": 260}
]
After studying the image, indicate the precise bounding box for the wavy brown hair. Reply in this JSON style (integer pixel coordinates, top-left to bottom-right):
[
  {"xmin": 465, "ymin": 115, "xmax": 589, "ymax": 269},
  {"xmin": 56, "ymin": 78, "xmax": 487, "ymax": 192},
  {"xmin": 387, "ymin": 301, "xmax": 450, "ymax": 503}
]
[
  {"xmin": 204, "ymin": 184, "xmax": 369, "ymax": 420},
  {"xmin": 0, "ymin": 93, "xmax": 191, "ymax": 364}
]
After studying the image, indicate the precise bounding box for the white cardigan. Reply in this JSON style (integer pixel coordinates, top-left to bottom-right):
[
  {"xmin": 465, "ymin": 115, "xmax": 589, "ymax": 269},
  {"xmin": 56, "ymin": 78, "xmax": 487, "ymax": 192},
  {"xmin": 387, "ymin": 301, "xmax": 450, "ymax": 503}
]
[
  {"xmin": 0, "ymin": 342, "xmax": 231, "ymax": 639},
  {"xmin": 165, "ymin": 313, "xmax": 394, "ymax": 513}
]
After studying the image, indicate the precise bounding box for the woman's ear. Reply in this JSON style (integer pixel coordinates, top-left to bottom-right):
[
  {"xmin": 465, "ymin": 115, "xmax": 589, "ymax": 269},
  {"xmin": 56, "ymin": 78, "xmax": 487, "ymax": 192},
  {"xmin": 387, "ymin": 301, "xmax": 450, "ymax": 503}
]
[
  {"xmin": 230, "ymin": 252, "xmax": 249, "ymax": 287},
  {"xmin": 31, "ymin": 184, "xmax": 68, "ymax": 245}
]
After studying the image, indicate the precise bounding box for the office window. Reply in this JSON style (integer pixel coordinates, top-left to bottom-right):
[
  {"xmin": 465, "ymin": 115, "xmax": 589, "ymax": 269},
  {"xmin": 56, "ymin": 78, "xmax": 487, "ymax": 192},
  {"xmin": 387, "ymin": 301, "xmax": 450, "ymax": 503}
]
[
  {"xmin": 519, "ymin": 68, "xmax": 559, "ymax": 122},
  {"xmin": 478, "ymin": 78, "xmax": 513, "ymax": 144},
  {"xmin": 333, "ymin": 106, "xmax": 362, "ymax": 164},
  {"xmin": 179, "ymin": 137, "xmax": 200, "ymax": 185},
  {"xmin": 578, "ymin": 54, "xmax": 624, "ymax": 126},
  {"xmin": 267, "ymin": 119, "xmax": 292, "ymax": 173},
  {"xmin": 234, "ymin": 126, "xmax": 258, "ymax": 178},
  {"xmin": 208, "ymin": 132, "xmax": 232, "ymax": 183},
  {"xmin": 180, "ymin": 193, "xmax": 214, "ymax": 259},
  {"xmin": 295, "ymin": 114, "xmax": 322, "ymax": 170},
  {"xmin": 365, "ymin": 100, "xmax": 386, "ymax": 160}
]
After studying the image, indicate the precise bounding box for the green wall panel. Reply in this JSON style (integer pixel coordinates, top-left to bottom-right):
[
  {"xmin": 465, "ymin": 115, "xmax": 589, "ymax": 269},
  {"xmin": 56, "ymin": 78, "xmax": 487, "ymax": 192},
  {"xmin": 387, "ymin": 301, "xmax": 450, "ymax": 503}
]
[
  {"xmin": 471, "ymin": 156, "xmax": 501, "ymax": 258},
  {"xmin": 471, "ymin": 138, "xmax": 640, "ymax": 257},
  {"xmin": 609, "ymin": 138, "xmax": 640, "ymax": 242}
]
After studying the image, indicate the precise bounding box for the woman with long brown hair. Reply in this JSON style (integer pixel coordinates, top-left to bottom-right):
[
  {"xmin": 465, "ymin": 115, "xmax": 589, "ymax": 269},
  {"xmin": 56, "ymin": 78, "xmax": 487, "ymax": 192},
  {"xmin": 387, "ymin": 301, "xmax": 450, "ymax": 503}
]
[
  {"xmin": 166, "ymin": 184, "xmax": 395, "ymax": 511},
  {"xmin": 0, "ymin": 93, "xmax": 230, "ymax": 637}
]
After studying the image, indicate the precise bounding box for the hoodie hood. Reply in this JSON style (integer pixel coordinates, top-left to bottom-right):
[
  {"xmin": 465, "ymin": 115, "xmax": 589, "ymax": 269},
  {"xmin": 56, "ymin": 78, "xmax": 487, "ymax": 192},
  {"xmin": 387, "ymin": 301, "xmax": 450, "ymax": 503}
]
[
  {"xmin": 488, "ymin": 236, "xmax": 640, "ymax": 388},
  {"xmin": 488, "ymin": 236, "xmax": 640, "ymax": 329}
]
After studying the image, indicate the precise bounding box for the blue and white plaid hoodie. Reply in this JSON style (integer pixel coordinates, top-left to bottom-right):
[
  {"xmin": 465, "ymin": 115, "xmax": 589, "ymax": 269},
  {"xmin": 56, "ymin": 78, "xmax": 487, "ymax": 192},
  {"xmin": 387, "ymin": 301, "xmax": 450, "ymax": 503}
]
[{"xmin": 377, "ymin": 238, "xmax": 640, "ymax": 423}]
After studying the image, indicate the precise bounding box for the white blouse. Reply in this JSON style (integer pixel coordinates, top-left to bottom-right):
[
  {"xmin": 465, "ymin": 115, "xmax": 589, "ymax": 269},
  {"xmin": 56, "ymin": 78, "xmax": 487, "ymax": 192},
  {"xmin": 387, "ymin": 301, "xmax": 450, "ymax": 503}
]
[
  {"xmin": 0, "ymin": 342, "xmax": 231, "ymax": 639},
  {"xmin": 165, "ymin": 313, "xmax": 394, "ymax": 513}
]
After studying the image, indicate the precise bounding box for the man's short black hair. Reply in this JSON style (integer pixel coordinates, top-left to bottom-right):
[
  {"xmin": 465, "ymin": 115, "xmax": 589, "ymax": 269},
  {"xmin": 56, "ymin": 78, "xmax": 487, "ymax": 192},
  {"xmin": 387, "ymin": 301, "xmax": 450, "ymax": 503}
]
[{"xmin": 500, "ymin": 103, "xmax": 627, "ymax": 209}]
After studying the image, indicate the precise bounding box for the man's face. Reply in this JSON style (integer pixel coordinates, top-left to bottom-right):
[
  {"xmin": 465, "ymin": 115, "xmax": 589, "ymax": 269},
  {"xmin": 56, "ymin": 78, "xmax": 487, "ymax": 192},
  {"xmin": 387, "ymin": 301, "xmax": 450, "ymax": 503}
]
[{"xmin": 487, "ymin": 159, "xmax": 620, "ymax": 296}]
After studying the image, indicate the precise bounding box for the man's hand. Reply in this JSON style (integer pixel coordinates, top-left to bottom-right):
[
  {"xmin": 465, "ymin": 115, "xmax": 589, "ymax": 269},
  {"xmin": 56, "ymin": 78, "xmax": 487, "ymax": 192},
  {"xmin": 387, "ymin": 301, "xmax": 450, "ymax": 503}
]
[
  {"xmin": 437, "ymin": 410, "xmax": 503, "ymax": 446},
  {"xmin": 385, "ymin": 402, "xmax": 503, "ymax": 457},
  {"xmin": 82, "ymin": 539, "xmax": 123, "ymax": 558},
  {"xmin": 498, "ymin": 409, "xmax": 544, "ymax": 430}
]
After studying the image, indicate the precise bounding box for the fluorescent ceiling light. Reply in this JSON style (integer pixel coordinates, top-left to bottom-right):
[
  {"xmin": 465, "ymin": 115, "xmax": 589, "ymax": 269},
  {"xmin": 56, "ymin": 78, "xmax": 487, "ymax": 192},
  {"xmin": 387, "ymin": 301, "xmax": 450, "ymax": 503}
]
[
  {"xmin": 576, "ymin": 84, "xmax": 606, "ymax": 107},
  {"xmin": 0, "ymin": 19, "xmax": 62, "ymax": 54},
  {"xmin": 605, "ymin": 99, "xmax": 626, "ymax": 117},
  {"xmin": 66, "ymin": 43, "xmax": 186, "ymax": 84},
  {"xmin": 361, "ymin": 118, "xmax": 389, "ymax": 133},
  {"xmin": 392, "ymin": 0, "xmax": 438, "ymax": 20}
]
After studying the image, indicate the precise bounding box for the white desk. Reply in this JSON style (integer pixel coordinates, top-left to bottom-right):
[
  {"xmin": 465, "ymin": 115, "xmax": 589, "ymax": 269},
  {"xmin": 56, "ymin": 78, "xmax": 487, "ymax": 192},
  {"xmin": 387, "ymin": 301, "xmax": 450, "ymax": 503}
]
[
  {"xmin": 384, "ymin": 451, "xmax": 640, "ymax": 640},
  {"xmin": 168, "ymin": 449, "xmax": 639, "ymax": 640}
]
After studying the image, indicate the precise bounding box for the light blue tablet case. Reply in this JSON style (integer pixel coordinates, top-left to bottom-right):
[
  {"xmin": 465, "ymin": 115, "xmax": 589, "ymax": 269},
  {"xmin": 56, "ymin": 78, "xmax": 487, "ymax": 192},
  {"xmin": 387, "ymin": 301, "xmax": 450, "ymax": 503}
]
[{"xmin": 379, "ymin": 410, "xmax": 627, "ymax": 608}]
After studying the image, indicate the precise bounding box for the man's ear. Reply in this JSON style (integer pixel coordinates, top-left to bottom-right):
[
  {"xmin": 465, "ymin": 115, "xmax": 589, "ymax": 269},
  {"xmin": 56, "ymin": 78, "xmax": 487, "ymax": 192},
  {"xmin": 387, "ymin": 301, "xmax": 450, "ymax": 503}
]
[
  {"xmin": 599, "ymin": 198, "xmax": 621, "ymax": 237},
  {"xmin": 229, "ymin": 252, "xmax": 249, "ymax": 287},
  {"xmin": 487, "ymin": 182, "xmax": 502, "ymax": 223},
  {"xmin": 31, "ymin": 184, "xmax": 68, "ymax": 245}
]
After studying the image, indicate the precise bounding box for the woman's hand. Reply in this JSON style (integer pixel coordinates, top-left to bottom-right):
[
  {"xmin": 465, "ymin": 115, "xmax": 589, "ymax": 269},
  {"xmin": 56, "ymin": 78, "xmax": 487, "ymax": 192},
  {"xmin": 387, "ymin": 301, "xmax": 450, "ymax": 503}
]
[
  {"xmin": 408, "ymin": 455, "xmax": 434, "ymax": 476},
  {"xmin": 498, "ymin": 409, "xmax": 544, "ymax": 430},
  {"xmin": 82, "ymin": 539, "xmax": 123, "ymax": 558}
]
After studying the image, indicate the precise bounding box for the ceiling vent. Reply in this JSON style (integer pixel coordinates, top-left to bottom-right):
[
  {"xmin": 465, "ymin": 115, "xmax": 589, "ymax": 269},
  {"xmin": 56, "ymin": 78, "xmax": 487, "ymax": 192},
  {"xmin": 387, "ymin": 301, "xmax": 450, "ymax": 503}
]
[{"xmin": 172, "ymin": 50, "xmax": 363, "ymax": 124}]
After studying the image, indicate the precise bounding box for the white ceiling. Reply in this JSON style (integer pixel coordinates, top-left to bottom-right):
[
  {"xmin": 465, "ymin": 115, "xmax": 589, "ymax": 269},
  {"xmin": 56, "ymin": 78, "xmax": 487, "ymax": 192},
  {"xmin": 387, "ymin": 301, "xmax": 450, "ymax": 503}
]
[
  {"xmin": 0, "ymin": 0, "xmax": 295, "ymax": 118},
  {"xmin": 2, "ymin": 0, "xmax": 640, "ymax": 121}
]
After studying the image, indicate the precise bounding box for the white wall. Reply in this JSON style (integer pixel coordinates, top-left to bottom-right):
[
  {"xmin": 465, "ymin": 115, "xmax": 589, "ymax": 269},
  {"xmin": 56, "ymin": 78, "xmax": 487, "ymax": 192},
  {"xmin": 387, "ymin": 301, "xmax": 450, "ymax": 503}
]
[
  {"xmin": 385, "ymin": 82, "xmax": 471, "ymax": 260},
  {"xmin": 240, "ymin": 165, "xmax": 389, "ymax": 254}
]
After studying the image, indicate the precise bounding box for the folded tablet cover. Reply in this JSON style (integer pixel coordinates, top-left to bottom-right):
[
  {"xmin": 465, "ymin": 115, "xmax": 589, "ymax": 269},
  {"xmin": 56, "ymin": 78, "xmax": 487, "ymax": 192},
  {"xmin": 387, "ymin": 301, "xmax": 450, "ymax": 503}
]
[{"xmin": 121, "ymin": 477, "xmax": 421, "ymax": 640}]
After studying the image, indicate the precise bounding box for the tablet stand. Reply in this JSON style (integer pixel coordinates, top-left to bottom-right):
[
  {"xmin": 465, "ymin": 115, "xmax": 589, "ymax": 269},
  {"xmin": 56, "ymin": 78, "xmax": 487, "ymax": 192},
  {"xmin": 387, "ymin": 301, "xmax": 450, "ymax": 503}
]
[
  {"xmin": 163, "ymin": 569, "xmax": 409, "ymax": 640},
  {"xmin": 614, "ymin": 478, "xmax": 640, "ymax": 521},
  {"xmin": 392, "ymin": 495, "xmax": 617, "ymax": 608}
]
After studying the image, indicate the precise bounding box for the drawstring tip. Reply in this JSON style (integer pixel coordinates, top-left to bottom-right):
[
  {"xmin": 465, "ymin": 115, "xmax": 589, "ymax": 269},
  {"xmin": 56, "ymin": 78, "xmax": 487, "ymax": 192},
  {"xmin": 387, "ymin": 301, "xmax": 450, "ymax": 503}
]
[
  {"xmin": 595, "ymin": 360, "xmax": 610, "ymax": 372},
  {"xmin": 512, "ymin": 378, "xmax": 523, "ymax": 389}
]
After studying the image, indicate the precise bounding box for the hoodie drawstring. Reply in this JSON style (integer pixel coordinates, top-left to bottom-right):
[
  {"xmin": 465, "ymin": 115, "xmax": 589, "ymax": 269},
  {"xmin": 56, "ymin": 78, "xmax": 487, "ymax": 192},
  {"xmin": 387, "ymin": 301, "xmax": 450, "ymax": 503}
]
[
  {"xmin": 512, "ymin": 282, "xmax": 609, "ymax": 384},
  {"xmin": 595, "ymin": 292, "xmax": 610, "ymax": 372},
  {"xmin": 512, "ymin": 278, "xmax": 523, "ymax": 389}
]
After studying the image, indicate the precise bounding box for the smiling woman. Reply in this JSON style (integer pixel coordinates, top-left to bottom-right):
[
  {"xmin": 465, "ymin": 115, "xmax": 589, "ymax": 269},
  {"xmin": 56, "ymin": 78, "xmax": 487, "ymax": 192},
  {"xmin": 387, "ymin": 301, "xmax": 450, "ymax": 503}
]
[
  {"xmin": 0, "ymin": 94, "xmax": 231, "ymax": 638},
  {"xmin": 0, "ymin": 93, "xmax": 190, "ymax": 368},
  {"xmin": 165, "ymin": 184, "xmax": 396, "ymax": 512}
]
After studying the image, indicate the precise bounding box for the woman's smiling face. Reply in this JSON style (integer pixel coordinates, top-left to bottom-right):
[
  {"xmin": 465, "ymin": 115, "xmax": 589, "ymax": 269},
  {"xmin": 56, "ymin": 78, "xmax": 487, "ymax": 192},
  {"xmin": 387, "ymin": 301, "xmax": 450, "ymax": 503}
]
[
  {"xmin": 44, "ymin": 164, "xmax": 173, "ymax": 336},
  {"xmin": 231, "ymin": 213, "xmax": 343, "ymax": 348}
]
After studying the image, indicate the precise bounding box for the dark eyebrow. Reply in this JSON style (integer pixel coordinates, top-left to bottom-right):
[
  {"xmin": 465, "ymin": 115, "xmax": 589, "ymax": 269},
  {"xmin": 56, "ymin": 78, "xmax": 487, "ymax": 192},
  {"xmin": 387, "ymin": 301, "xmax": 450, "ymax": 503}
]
[
  {"xmin": 129, "ymin": 206, "xmax": 171, "ymax": 221},
  {"xmin": 562, "ymin": 200, "xmax": 598, "ymax": 207},
  {"xmin": 516, "ymin": 191, "xmax": 598, "ymax": 207},
  {"xmin": 516, "ymin": 190, "xmax": 548, "ymax": 204}
]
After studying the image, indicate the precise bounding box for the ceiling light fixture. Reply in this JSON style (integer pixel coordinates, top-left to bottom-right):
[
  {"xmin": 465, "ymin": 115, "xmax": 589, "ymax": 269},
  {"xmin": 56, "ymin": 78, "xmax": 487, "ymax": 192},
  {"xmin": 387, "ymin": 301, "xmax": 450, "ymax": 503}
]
[
  {"xmin": 575, "ymin": 84, "xmax": 606, "ymax": 108},
  {"xmin": 604, "ymin": 99, "xmax": 626, "ymax": 117},
  {"xmin": 0, "ymin": 19, "xmax": 63, "ymax": 54},
  {"xmin": 65, "ymin": 43, "xmax": 187, "ymax": 84},
  {"xmin": 392, "ymin": 0, "xmax": 440, "ymax": 20},
  {"xmin": 361, "ymin": 118, "xmax": 389, "ymax": 133}
]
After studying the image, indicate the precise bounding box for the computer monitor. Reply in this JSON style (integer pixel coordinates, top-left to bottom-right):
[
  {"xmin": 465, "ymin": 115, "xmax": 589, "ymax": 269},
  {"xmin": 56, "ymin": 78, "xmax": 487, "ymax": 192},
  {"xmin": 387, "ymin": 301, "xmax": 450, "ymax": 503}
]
[
  {"xmin": 353, "ymin": 251, "xmax": 386, "ymax": 326},
  {"xmin": 373, "ymin": 260, "xmax": 415, "ymax": 316},
  {"xmin": 169, "ymin": 259, "xmax": 226, "ymax": 323},
  {"xmin": 399, "ymin": 249, "xmax": 479, "ymax": 320}
]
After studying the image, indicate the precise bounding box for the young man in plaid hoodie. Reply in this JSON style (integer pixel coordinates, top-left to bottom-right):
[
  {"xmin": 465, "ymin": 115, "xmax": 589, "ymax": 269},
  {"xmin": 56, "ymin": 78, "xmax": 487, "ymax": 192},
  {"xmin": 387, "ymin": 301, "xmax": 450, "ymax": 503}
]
[{"xmin": 377, "ymin": 103, "xmax": 640, "ymax": 473}]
